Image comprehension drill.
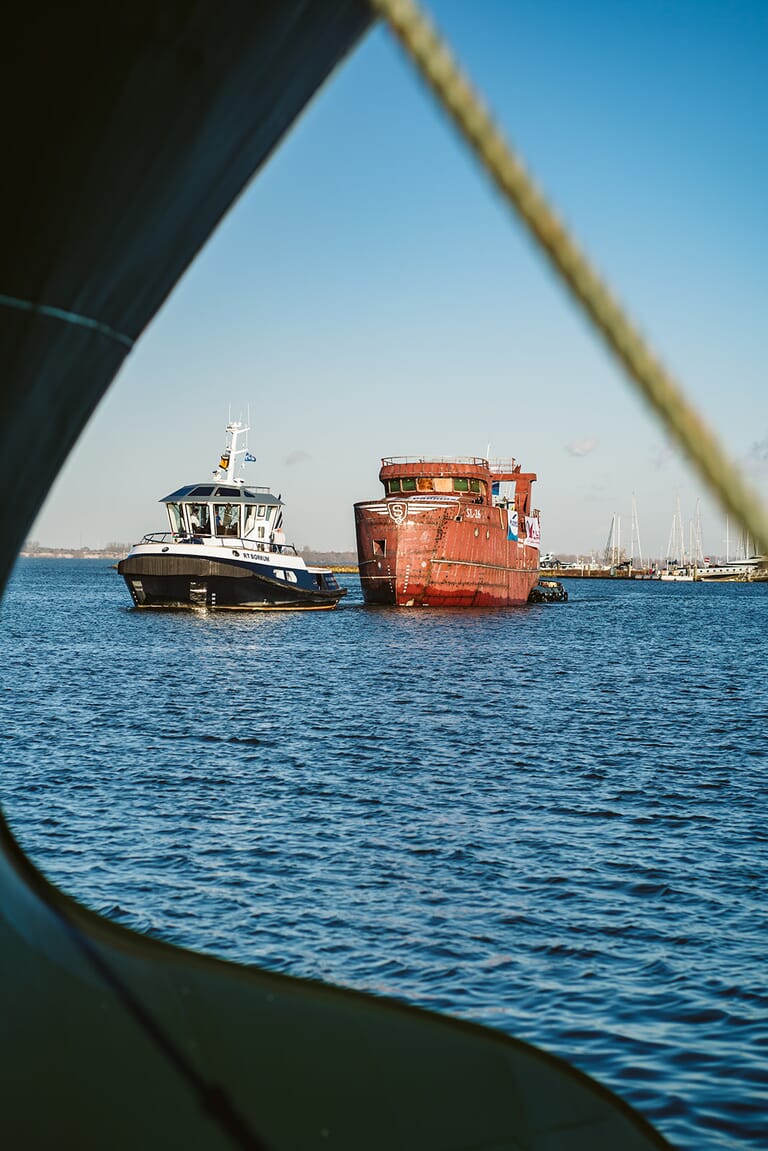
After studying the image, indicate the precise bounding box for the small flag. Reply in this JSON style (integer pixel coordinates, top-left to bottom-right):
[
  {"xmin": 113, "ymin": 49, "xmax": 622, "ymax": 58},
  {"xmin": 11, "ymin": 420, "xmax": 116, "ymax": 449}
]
[{"xmin": 244, "ymin": 452, "xmax": 257, "ymax": 463}]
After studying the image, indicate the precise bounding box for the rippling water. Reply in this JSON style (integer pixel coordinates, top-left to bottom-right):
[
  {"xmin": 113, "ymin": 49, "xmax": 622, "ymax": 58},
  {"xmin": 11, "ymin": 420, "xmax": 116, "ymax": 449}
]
[{"xmin": 1, "ymin": 559, "xmax": 766, "ymax": 1149}]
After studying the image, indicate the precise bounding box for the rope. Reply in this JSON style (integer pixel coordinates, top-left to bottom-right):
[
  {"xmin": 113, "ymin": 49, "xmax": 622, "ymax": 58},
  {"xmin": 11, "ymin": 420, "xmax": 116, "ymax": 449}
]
[
  {"xmin": 369, "ymin": 0, "xmax": 768, "ymax": 557},
  {"xmin": 0, "ymin": 292, "xmax": 134, "ymax": 349}
]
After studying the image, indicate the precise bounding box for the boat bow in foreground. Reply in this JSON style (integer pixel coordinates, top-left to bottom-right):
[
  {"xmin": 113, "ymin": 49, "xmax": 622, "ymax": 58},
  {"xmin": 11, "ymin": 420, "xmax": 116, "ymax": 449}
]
[{"xmin": 0, "ymin": 5, "xmax": 669, "ymax": 1147}]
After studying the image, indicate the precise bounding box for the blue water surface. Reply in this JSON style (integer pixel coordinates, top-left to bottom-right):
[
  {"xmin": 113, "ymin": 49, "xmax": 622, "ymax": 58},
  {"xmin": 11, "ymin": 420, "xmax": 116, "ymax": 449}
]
[{"xmin": 1, "ymin": 559, "xmax": 766, "ymax": 1149}]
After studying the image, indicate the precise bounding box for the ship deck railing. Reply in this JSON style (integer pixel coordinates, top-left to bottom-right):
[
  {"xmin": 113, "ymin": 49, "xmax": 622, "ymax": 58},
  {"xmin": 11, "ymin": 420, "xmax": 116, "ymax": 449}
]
[
  {"xmin": 138, "ymin": 532, "xmax": 298, "ymax": 556},
  {"xmin": 382, "ymin": 455, "xmax": 488, "ymax": 466},
  {"xmin": 380, "ymin": 455, "xmax": 518, "ymax": 472}
]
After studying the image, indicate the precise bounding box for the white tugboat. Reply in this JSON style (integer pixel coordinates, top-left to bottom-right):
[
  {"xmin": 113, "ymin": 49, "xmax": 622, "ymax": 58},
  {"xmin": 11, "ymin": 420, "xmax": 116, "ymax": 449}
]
[{"xmin": 118, "ymin": 423, "xmax": 347, "ymax": 610}]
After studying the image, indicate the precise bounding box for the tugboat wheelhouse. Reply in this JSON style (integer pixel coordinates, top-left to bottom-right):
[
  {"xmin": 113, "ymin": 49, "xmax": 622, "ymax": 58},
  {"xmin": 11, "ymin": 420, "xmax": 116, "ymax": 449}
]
[{"xmin": 161, "ymin": 486, "xmax": 281, "ymax": 544}]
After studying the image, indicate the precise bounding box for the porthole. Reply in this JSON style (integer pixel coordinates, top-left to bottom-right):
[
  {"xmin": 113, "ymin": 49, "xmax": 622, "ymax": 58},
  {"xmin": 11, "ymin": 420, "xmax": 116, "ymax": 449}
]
[
  {"xmin": 232, "ymin": 550, "xmax": 240, "ymax": 557},
  {"xmin": 162, "ymin": 546, "xmax": 169, "ymax": 552}
]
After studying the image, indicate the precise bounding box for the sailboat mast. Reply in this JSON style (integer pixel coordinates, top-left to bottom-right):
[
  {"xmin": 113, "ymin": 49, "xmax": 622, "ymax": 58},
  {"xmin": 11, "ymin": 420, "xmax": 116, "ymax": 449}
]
[
  {"xmin": 631, "ymin": 494, "xmax": 643, "ymax": 570},
  {"xmin": 666, "ymin": 514, "xmax": 675, "ymax": 568},
  {"xmin": 694, "ymin": 500, "xmax": 703, "ymax": 564},
  {"xmin": 676, "ymin": 495, "xmax": 685, "ymax": 565}
]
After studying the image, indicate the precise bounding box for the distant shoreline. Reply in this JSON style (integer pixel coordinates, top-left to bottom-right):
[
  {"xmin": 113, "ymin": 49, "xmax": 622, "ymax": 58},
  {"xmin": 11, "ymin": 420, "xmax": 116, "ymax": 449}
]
[
  {"xmin": 20, "ymin": 551, "xmax": 125, "ymax": 561},
  {"xmin": 19, "ymin": 549, "xmax": 360, "ymax": 571}
]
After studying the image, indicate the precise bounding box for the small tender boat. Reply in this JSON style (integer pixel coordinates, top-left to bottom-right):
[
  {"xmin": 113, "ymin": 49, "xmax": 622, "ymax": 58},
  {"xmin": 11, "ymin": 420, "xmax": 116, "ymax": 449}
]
[
  {"xmin": 528, "ymin": 578, "xmax": 568, "ymax": 603},
  {"xmin": 118, "ymin": 422, "xmax": 346, "ymax": 610}
]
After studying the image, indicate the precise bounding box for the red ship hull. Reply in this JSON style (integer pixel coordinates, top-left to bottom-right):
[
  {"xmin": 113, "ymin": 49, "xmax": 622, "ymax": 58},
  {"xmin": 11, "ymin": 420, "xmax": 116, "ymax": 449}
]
[
  {"xmin": 356, "ymin": 499, "xmax": 540, "ymax": 608},
  {"xmin": 355, "ymin": 457, "xmax": 541, "ymax": 608}
]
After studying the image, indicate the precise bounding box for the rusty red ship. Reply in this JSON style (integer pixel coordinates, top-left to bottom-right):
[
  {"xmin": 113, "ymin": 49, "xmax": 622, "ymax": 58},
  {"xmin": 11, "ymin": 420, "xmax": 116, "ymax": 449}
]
[{"xmin": 354, "ymin": 455, "xmax": 541, "ymax": 607}]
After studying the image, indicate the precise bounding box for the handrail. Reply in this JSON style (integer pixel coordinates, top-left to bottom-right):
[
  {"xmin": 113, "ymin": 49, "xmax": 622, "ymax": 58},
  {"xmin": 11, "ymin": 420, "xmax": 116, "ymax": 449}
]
[
  {"xmin": 381, "ymin": 455, "xmax": 488, "ymax": 466},
  {"xmin": 380, "ymin": 456, "xmax": 520, "ymax": 472},
  {"xmin": 137, "ymin": 533, "xmax": 298, "ymax": 556}
]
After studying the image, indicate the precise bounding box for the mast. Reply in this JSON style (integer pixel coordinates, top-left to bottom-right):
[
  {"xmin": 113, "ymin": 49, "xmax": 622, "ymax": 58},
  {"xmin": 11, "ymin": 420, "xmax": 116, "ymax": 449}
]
[
  {"xmin": 603, "ymin": 514, "xmax": 616, "ymax": 569},
  {"xmin": 694, "ymin": 499, "xmax": 703, "ymax": 565},
  {"xmin": 630, "ymin": 494, "xmax": 643, "ymax": 571},
  {"xmin": 214, "ymin": 421, "xmax": 249, "ymax": 485},
  {"xmin": 666, "ymin": 512, "xmax": 676, "ymax": 568},
  {"xmin": 676, "ymin": 495, "xmax": 686, "ymax": 566}
]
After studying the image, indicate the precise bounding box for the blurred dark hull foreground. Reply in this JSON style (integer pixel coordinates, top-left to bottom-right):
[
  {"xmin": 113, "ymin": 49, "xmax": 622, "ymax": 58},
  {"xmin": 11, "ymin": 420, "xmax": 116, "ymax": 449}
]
[{"xmin": 0, "ymin": 4, "xmax": 669, "ymax": 1148}]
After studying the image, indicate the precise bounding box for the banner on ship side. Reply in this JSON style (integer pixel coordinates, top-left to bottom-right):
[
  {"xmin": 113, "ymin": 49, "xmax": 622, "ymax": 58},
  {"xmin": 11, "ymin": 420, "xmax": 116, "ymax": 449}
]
[
  {"xmin": 525, "ymin": 516, "xmax": 541, "ymax": 547},
  {"xmin": 507, "ymin": 509, "xmax": 518, "ymax": 541}
]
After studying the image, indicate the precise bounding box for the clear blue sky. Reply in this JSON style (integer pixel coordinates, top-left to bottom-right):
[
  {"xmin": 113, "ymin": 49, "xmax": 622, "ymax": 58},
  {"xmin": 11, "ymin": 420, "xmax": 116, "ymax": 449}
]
[{"xmin": 31, "ymin": 0, "xmax": 767, "ymax": 559}]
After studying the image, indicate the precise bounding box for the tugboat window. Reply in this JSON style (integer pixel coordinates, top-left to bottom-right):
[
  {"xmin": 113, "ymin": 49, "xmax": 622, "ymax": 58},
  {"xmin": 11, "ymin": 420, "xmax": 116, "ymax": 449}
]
[
  {"xmin": 416, "ymin": 477, "xmax": 434, "ymax": 491},
  {"xmin": 401, "ymin": 477, "xmax": 417, "ymax": 492},
  {"xmin": 243, "ymin": 506, "xmax": 259, "ymax": 536},
  {"xmin": 469, "ymin": 479, "xmax": 481, "ymax": 493},
  {"xmin": 387, "ymin": 479, "xmax": 401, "ymax": 493},
  {"xmin": 453, "ymin": 477, "xmax": 469, "ymax": 492},
  {"xmin": 167, "ymin": 503, "xmax": 184, "ymax": 535},
  {"xmin": 433, "ymin": 477, "xmax": 453, "ymax": 493},
  {"xmin": 187, "ymin": 503, "xmax": 211, "ymax": 535},
  {"xmin": 257, "ymin": 505, "xmax": 266, "ymax": 518},
  {"xmin": 264, "ymin": 507, "xmax": 274, "ymax": 522},
  {"xmin": 215, "ymin": 504, "xmax": 240, "ymax": 537}
]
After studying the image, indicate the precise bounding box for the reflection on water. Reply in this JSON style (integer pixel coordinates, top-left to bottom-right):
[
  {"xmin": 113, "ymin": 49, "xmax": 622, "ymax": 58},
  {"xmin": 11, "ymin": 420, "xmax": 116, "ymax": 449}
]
[{"xmin": 1, "ymin": 560, "xmax": 766, "ymax": 1150}]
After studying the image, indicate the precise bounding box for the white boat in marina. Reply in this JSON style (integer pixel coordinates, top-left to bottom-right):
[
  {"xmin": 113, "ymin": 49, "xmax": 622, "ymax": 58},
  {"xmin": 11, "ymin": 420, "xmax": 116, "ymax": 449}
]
[
  {"xmin": 658, "ymin": 557, "xmax": 766, "ymax": 583},
  {"xmin": 658, "ymin": 565, "xmax": 695, "ymax": 582},
  {"xmin": 696, "ymin": 556, "xmax": 766, "ymax": 582},
  {"xmin": 118, "ymin": 422, "xmax": 347, "ymax": 610}
]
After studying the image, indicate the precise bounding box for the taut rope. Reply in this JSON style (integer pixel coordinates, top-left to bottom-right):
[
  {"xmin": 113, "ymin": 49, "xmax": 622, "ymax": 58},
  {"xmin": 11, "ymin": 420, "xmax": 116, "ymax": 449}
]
[{"xmin": 370, "ymin": 0, "xmax": 768, "ymax": 556}]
